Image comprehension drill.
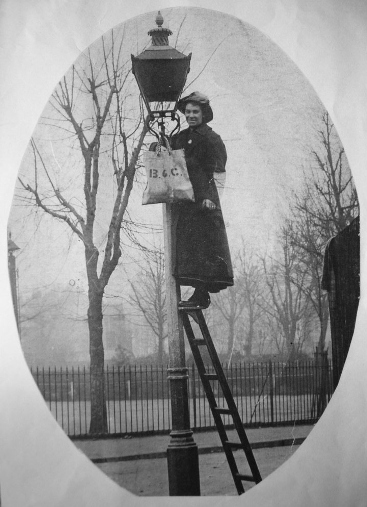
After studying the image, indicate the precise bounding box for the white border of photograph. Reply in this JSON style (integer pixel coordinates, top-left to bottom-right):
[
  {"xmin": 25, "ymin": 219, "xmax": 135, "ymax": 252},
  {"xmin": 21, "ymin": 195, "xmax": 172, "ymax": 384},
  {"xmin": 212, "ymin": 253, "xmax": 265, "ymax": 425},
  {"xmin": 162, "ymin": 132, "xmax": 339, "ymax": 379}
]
[{"xmin": 1, "ymin": 1, "xmax": 367, "ymax": 506}]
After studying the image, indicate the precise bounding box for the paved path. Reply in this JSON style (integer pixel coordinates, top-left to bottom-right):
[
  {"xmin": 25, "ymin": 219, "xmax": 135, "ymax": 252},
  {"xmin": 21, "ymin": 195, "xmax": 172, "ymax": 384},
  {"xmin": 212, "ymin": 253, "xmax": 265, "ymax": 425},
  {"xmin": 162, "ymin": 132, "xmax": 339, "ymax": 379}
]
[{"xmin": 74, "ymin": 424, "xmax": 314, "ymax": 496}]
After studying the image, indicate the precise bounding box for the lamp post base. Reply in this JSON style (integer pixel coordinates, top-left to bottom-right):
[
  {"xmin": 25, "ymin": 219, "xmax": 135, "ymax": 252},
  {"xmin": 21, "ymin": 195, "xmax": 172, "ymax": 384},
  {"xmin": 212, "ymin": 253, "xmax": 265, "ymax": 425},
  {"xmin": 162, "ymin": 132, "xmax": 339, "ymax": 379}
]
[{"xmin": 167, "ymin": 430, "xmax": 200, "ymax": 496}]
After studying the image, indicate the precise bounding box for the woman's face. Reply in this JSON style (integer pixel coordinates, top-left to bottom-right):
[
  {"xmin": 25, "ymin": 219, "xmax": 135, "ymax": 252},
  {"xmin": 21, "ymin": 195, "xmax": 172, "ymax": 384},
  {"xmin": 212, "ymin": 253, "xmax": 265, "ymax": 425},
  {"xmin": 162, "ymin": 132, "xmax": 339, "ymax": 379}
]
[{"xmin": 185, "ymin": 102, "xmax": 203, "ymax": 127}]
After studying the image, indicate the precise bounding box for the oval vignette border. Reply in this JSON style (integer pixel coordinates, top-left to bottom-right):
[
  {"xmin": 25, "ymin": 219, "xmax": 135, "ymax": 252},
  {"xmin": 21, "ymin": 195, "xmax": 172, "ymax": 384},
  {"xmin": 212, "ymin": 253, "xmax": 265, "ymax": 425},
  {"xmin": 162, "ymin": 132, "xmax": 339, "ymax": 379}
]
[{"xmin": 1, "ymin": 1, "xmax": 367, "ymax": 507}]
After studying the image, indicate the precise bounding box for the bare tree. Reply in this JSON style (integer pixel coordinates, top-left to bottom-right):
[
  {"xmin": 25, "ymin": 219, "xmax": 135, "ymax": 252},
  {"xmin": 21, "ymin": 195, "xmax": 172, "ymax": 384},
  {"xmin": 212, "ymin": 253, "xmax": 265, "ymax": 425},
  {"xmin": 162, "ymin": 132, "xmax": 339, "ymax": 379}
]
[
  {"xmin": 308, "ymin": 112, "xmax": 358, "ymax": 234},
  {"xmin": 212, "ymin": 255, "xmax": 247, "ymax": 360},
  {"xmin": 260, "ymin": 225, "xmax": 310, "ymax": 361},
  {"xmin": 128, "ymin": 247, "xmax": 167, "ymax": 364},
  {"xmin": 288, "ymin": 111, "xmax": 359, "ymax": 351},
  {"xmin": 237, "ymin": 247, "xmax": 263, "ymax": 358},
  {"xmin": 17, "ymin": 31, "xmax": 149, "ymax": 434}
]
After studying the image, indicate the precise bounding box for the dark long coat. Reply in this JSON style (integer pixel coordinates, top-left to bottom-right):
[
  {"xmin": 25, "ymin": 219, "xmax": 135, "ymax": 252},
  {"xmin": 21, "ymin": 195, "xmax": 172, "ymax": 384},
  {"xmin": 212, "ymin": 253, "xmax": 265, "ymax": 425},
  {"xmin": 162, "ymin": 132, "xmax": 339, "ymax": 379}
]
[
  {"xmin": 321, "ymin": 216, "xmax": 360, "ymax": 388},
  {"xmin": 171, "ymin": 123, "xmax": 234, "ymax": 293}
]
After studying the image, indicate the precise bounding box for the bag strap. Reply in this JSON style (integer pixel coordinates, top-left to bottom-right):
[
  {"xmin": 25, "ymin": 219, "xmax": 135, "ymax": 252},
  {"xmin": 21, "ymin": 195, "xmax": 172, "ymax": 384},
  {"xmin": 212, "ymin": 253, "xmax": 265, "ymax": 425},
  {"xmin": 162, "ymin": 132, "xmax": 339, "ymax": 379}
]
[
  {"xmin": 151, "ymin": 135, "xmax": 172, "ymax": 156},
  {"xmin": 160, "ymin": 135, "xmax": 172, "ymax": 154}
]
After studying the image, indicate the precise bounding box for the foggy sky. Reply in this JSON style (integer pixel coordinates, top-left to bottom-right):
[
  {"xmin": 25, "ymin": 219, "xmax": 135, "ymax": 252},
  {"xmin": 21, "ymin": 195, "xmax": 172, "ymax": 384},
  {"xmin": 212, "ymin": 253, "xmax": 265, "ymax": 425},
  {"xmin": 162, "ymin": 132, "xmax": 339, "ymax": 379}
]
[{"xmin": 9, "ymin": 7, "xmax": 326, "ymax": 307}]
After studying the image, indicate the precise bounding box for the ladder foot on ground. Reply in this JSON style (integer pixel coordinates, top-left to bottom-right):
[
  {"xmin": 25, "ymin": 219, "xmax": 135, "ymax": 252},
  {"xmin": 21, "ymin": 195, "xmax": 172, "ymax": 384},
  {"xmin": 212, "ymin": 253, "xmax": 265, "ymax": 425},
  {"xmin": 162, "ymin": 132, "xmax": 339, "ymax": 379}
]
[{"xmin": 179, "ymin": 307, "xmax": 262, "ymax": 495}]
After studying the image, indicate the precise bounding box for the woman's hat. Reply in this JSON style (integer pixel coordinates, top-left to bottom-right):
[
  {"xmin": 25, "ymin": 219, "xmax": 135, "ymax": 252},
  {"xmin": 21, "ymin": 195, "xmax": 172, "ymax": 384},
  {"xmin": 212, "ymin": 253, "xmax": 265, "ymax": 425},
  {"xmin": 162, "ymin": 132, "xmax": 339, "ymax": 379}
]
[{"xmin": 177, "ymin": 92, "xmax": 214, "ymax": 123}]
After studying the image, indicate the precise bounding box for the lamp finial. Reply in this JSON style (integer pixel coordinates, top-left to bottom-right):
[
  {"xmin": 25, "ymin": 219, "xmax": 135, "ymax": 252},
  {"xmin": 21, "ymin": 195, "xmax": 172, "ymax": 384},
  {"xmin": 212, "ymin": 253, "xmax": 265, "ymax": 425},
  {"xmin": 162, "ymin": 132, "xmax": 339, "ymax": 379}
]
[
  {"xmin": 148, "ymin": 11, "xmax": 172, "ymax": 46},
  {"xmin": 156, "ymin": 11, "xmax": 164, "ymax": 27}
]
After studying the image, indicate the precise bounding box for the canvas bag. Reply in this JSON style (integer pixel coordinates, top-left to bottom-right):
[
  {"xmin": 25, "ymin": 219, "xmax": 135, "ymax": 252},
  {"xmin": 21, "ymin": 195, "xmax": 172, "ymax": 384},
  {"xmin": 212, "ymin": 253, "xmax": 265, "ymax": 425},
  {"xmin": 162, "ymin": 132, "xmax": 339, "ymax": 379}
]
[{"xmin": 142, "ymin": 138, "xmax": 195, "ymax": 205}]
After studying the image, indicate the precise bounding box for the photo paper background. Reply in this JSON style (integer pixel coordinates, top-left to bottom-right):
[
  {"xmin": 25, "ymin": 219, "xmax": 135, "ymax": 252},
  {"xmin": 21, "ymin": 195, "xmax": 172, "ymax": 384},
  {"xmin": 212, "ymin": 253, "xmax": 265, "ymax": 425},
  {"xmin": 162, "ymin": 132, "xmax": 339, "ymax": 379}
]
[{"xmin": 1, "ymin": 1, "xmax": 367, "ymax": 506}]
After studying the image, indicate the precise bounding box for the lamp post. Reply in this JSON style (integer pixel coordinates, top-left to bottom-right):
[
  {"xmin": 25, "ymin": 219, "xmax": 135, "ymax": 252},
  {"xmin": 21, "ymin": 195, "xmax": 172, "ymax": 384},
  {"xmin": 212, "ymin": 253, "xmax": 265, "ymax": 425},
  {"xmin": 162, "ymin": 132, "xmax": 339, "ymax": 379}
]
[
  {"xmin": 8, "ymin": 232, "xmax": 20, "ymax": 337},
  {"xmin": 132, "ymin": 12, "xmax": 200, "ymax": 496}
]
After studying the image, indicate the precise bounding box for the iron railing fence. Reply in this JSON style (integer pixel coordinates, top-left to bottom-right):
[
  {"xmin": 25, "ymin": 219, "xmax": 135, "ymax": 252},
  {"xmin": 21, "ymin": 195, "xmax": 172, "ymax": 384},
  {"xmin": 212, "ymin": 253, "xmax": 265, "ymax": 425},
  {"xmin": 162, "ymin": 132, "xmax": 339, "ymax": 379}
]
[{"xmin": 31, "ymin": 360, "xmax": 333, "ymax": 438}]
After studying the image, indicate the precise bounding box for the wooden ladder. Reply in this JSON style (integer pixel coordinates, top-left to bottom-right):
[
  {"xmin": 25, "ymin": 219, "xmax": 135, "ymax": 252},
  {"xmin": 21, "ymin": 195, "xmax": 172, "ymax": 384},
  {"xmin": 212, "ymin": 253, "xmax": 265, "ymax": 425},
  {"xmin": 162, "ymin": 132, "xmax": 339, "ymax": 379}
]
[{"xmin": 180, "ymin": 307, "xmax": 262, "ymax": 495}]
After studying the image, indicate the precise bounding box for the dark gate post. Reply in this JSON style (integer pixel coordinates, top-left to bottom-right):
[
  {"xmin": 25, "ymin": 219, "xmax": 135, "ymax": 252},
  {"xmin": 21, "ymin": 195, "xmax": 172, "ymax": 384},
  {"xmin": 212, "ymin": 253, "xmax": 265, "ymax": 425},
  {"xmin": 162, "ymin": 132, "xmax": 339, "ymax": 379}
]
[{"xmin": 269, "ymin": 359, "xmax": 274, "ymax": 425}]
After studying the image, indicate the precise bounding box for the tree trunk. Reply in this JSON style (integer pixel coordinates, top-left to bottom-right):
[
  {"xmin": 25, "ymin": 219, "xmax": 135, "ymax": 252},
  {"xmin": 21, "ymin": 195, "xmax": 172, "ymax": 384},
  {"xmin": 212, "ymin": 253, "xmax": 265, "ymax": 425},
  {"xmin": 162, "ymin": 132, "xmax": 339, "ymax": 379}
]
[
  {"xmin": 157, "ymin": 316, "xmax": 164, "ymax": 365},
  {"xmin": 88, "ymin": 289, "xmax": 108, "ymax": 434},
  {"xmin": 227, "ymin": 320, "xmax": 235, "ymax": 359},
  {"xmin": 285, "ymin": 326, "xmax": 297, "ymax": 362},
  {"xmin": 244, "ymin": 308, "xmax": 255, "ymax": 358},
  {"xmin": 244, "ymin": 335, "xmax": 252, "ymax": 358}
]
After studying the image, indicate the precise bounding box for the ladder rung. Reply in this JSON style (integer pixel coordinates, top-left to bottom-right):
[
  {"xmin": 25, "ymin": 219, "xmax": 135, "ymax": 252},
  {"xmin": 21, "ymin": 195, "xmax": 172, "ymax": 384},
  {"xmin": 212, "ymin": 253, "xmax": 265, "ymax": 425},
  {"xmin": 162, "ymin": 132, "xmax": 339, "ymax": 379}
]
[
  {"xmin": 183, "ymin": 310, "xmax": 262, "ymax": 493},
  {"xmin": 213, "ymin": 407, "xmax": 232, "ymax": 415},
  {"xmin": 179, "ymin": 306, "xmax": 200, "ymax": 313},
  {"xmin": 235, "ymin": 473, "xmax": 257, "ymax": 482},
  {"xmin": 224, "ymin": 441, "xmax": 244, "ymax": 450},
  {"xmin": 191, "ymin": 339, "xmax": 206, "ymax": 346}
]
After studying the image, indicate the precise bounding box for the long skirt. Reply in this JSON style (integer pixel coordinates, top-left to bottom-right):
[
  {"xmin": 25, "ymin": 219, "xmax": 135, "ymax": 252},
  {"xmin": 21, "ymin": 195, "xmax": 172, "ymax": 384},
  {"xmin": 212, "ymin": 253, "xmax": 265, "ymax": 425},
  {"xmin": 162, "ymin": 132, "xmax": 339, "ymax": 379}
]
[{"xmin": 172, "ymin": 201, "xmax": 234, "ymax": 293}]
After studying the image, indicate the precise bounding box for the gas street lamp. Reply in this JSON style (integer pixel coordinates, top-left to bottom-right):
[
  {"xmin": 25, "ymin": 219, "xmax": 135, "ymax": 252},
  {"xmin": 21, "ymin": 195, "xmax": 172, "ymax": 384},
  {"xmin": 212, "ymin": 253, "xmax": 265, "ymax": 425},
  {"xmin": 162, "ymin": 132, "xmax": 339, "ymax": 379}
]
[
  {"xmin": 131, "ymin": 12, "xmax": 200, "ymax": 497},
  {"xmin": 131, "ymin": 11, "xmax": 191, "ymax": 118},
  {"xmin": 8, "ymin": 232, "xmax": 20, "ymax": 336}
]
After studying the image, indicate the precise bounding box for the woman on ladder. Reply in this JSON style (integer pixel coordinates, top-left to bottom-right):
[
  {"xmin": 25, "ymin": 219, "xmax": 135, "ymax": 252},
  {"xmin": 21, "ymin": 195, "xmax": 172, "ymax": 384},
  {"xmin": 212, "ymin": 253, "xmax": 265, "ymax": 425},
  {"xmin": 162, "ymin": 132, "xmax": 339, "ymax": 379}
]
[{"xmin": 171, "ymin": 91, "xmax": 234, "ymax": 309}]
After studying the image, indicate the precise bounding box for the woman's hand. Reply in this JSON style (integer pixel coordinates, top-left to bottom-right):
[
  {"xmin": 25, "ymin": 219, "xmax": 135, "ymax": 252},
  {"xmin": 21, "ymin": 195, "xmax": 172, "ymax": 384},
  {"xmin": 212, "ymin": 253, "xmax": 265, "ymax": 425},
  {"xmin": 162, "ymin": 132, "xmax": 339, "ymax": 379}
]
[{"xmin": 202, "ymin": 199, "xmax": 216, "ymax": 210}]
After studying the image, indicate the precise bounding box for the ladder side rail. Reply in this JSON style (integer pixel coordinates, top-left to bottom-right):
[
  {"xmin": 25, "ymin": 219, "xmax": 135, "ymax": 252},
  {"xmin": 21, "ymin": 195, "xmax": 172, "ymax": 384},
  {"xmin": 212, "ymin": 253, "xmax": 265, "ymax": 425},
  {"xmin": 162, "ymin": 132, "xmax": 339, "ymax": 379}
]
[
  {"xmin": 195, "ymin": 311, "xmax": 262, "ymax": 484},
  {"xmin": 196, "ymin": 311, "xmax": 244, "ymax": 410},
  {"xmin": 182, "ymin": 313, "xmax": 232, "ymax": 430},
  {"xmin": 182, "ymin": 313, "xmax": 245, "ymax": 495}
]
